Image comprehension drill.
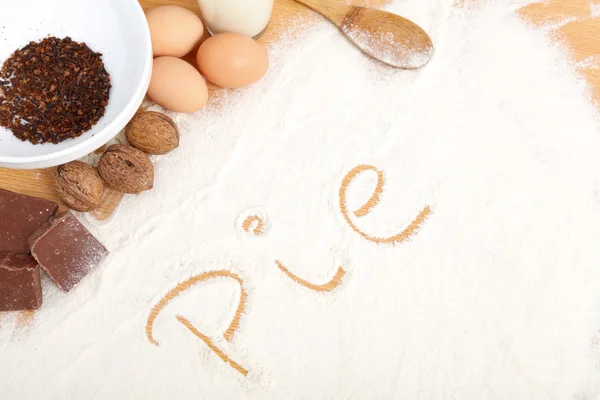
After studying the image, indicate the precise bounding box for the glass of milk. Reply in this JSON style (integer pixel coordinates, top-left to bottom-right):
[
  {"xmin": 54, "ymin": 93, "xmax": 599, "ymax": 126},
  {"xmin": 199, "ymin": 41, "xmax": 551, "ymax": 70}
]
[{"xmin": 198, "ymin": 0, "xmax": 274, "ymax": 39}]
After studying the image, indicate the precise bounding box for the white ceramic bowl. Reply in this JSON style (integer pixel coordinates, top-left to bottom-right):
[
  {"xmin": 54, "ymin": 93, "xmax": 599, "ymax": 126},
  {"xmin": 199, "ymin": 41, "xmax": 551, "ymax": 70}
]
[{"xmin": 0, "ymin": 0, "xmax": 152, "ymax": 169}]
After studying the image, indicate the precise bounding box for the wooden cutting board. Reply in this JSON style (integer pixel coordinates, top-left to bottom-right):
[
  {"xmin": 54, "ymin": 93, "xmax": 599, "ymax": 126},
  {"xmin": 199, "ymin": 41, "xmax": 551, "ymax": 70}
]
[{"xmin": 0, "ymin": 0, "xmax": 598, "ymax": 219}]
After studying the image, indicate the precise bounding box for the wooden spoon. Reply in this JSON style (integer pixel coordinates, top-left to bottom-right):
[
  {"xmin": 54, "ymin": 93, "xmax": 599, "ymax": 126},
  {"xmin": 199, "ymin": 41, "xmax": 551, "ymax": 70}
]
[{"xmin": 295, "ymin": 0, "xmax": 434, "ymax": 69}]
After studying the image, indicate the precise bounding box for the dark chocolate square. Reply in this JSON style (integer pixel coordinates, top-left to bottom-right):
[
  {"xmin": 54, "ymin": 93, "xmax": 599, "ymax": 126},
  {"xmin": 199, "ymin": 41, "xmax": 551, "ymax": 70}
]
[
  {"xmin": 0, "ymin": 252, "xmax": 42, "ymax": 311},
  {"xmin": 29, "ymin": 212, "xmax": 108, "ymax": 293},
  {"xmin": 0, "ymin": 188, "xmax": 58, "ymax": 253}
]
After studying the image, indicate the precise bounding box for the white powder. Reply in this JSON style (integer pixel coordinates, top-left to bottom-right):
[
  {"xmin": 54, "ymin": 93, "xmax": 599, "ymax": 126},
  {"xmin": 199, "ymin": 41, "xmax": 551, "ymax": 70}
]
[
  {"xmin": 591, "ymin": 3, "xmax": 600, "ymax": 18},
  {"xmin": 3, "ymin": 0, "xmax": 600, "ymax": 398}
]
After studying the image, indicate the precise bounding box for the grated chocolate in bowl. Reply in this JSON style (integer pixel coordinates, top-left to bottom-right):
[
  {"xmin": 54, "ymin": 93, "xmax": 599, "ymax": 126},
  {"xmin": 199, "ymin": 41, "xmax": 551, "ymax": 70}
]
[{"xmin": 0, "ymin": 36, "xmax": 111, "ymax": 145}]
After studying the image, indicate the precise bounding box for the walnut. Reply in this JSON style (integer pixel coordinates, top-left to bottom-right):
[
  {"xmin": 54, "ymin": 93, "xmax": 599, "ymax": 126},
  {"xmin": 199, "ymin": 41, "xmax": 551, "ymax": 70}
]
[
  {"xmin": 125, "ymin": 112, "xmax": 179, "ymax": 155},
  {"xmin": 55, "ymin": 161, "xmax": 104, "ymax": 212},
  {"xmin": 97, "ymin": 145, "xmax": 154, "ymax": 194}
]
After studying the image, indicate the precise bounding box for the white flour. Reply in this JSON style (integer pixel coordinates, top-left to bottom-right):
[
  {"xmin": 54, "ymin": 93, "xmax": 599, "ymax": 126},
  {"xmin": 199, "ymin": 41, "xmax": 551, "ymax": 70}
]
[{"xmin": 3, "ymin": 0, "xmax": 600, "ymax": 398}]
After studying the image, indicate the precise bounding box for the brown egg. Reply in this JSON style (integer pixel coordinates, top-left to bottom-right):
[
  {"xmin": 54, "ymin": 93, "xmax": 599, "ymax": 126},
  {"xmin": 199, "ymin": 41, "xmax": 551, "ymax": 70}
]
[
  {"xmin": 147, "ymin": 57, "xmax": 208, "ymax": 113},
  {"xmin": 196, "ymin": 33, "xmax": 269, "ymax": 89},
  {"xmin": 146, "ymin": 6, "xmax": 204, "ymax": 57}
]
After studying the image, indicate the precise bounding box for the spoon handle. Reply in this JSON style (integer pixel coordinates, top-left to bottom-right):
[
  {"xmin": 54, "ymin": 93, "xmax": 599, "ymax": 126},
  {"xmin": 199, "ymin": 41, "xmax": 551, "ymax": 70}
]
[{"xmin": 294, "ymin": 0, "xmax": 352, "ymax": 27}]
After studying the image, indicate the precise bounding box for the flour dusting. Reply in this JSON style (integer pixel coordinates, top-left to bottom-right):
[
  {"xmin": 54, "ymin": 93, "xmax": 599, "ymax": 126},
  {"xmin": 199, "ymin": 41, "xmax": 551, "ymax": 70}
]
[{"xmin": 2, "ymin": 0, "xmax": 600, "ymax": 398}]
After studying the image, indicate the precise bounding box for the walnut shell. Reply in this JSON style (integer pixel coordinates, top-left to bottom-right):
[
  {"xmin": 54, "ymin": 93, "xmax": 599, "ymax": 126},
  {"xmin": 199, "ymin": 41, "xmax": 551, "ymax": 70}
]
[
  {"xmin": 125, "ymin": 112, "xmax": 179, "ymax": 155},
  {"xmin": 98, "ymin": 144, "xmax": 154, "ymax": 194},
  {"xmin": 55, "ymin": 161, "xmax": 104, "ymax": 212}
]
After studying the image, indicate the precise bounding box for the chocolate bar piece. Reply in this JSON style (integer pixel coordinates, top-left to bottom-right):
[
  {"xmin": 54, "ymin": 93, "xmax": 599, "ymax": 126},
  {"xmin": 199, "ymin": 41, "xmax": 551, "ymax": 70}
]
[
  {"xmin": 0, "ymin": 188, "xmax": 58, "ymax": 253},
  {"xmin": 29, "ymin": 212, "xmax": 108, "ymax": 293},
  {"xmin": 0, "ymin": 252, "xmax": 42, "ymax": 311}
]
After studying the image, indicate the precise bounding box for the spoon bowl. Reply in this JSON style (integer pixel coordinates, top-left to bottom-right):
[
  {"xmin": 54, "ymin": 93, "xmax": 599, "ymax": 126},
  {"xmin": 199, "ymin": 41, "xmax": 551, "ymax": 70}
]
[{"xmin": 295, "ymin": 0, "xmax": 434, "ymax": 69}]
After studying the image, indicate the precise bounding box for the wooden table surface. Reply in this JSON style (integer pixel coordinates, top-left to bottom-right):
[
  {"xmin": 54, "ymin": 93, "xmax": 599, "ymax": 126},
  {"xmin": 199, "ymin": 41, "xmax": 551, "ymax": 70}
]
[{"xmin": 0, "ymin": 0, "xmax": 598, "ymax": 218}]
